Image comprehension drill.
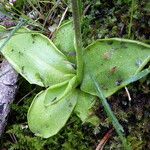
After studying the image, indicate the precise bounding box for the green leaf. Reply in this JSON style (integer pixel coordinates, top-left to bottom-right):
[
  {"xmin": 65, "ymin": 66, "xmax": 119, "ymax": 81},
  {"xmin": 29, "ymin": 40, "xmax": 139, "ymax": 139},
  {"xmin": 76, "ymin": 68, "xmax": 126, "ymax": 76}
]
[
  {"xmin": 53, "ymin": 21, "xmax": 76, "ymax": 64},
  {"xmin": 74, "ymin": 91, "xmax": 100, "ymax": 126},
  {"xmin": 81, "ymin": 38, "xmax": 150, "ymax": 97},
  {"xmin": 44, "ymin": 75, "xmax": 78, "ymax": 106},
  {"xmin": 28, "ymin": 82, "xmax": 78, "ymax": 138},
  {"xmin": 1, "ymin": 31, "xmax": 76, "ymax": 87}
]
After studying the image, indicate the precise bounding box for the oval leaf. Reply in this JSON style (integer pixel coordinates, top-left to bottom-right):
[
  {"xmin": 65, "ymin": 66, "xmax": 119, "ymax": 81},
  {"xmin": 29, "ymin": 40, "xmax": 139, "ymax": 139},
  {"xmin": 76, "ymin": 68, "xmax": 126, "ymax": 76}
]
[
  {"xmin": 74, "ymin": 90, "xmax": 100, "ymax": 126},
  {"xmin": 81, "ymin": 38, "xmax": 150, "ymax": 97},
  {"xmin": 1, "ymin": 32, "xmax": 75, "ymax": 87},
  {"xmin": 53, "ymin": 21, "xmax": 76, "ymax": 64},
  {"xmin": 28, "ymin": 84, "xmax": 78, "ymax": 138}
]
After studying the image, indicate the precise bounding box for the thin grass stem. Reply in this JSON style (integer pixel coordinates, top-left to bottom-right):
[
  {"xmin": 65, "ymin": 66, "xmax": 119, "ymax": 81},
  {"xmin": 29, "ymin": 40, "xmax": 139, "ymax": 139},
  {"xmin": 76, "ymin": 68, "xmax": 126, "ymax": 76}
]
[{"xmin": 90, "ymin": 74, "xmax": 132, "ymax": 150}]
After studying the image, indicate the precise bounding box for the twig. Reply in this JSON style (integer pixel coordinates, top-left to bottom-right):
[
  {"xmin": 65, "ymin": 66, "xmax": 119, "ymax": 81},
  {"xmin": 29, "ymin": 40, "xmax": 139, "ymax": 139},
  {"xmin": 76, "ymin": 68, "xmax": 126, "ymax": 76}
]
[
  {"xmin": 125, "ymin": 86, "xmax": 131, "ymax": 101},
  {"xmin": 96, "ymin": 128, "xmax": 113, "ymax": 150},
  {"xmin": 27, "ymin": 0, "xmax": 44, "ymax": 19},
  {"xmin": 42, "ymin": 0, "xmax": 61, "ymax": 29},
  {"xmin": 83, "ymin": 4, "xmax": 91, "ymax": 16},
  {"xmin": 57, "ymin": 7, "xmax": 68, "ymax": 29},
  {"xmin": 50, "ymin": 7, "xmax": 68, "ymax": 39},
  {"xmin": 17, "ymin": 88, "xmax": 36, "ymax": 105}
]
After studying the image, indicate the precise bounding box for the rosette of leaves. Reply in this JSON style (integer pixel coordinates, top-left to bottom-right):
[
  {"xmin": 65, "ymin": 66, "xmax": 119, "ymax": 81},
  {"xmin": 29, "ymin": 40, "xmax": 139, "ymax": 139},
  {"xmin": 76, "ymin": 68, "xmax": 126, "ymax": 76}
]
[{"xmin": 0, "ymin": 21, "xmax": 149, "ymax": 138}]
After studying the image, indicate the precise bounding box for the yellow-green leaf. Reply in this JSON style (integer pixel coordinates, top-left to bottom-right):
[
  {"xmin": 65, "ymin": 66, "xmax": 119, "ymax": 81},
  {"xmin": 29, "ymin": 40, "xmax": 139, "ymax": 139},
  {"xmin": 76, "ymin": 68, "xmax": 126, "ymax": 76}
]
[
  {"xmin": 53, "ymin": 21, "xmax": 76, "ymax": 64},
  {"xmin": 1, "ymin": 31, "xmax": 76, "ymax": 87},
  {"xmin": 28, "ymin": 83, "xmax": 78, "ymax": 138},
  {"xmin": 81, "ymin": 38, "xmax": 150, "ymax": 97},
  {"xmin": 74, "ymin": 90, "xmax": 100, "ymax": 126}
]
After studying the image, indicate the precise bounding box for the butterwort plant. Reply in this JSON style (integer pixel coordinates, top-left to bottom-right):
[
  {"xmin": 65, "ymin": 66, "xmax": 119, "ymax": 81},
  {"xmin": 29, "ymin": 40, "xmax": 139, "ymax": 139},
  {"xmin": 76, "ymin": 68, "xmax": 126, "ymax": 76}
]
[{"xmin": 0, "ymin": 0, "xmax": 150, "ymax": 147}]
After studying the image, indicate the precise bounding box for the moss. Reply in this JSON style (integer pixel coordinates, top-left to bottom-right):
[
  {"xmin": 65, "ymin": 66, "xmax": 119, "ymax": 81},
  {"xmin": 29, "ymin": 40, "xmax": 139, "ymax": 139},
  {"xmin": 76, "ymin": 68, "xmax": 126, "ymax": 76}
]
[{"xmin": 0, "ymin": 0, "xmax": 150, "ymax": 149}]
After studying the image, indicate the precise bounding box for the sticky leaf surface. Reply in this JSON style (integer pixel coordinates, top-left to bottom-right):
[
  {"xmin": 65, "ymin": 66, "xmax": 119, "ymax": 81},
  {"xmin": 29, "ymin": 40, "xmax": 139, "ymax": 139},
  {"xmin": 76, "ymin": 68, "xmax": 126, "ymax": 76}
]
[
  {"xmin": 1, "ymin": 32, "xmax": 75, "ymax": 87},
  {"xmin": 74, "ymin": 90, "xmax": 99, "ymax": 125},
  {"xmin": 53, "ymin": 21, "xmax": 76, "ymax": 63},
  {"xmin": 28, "ymin": 83, "xmax": 77, "ymax": 138},
  {"xmin": 81, "ymin": 38, "xmax": 150, "ymax": 97}
]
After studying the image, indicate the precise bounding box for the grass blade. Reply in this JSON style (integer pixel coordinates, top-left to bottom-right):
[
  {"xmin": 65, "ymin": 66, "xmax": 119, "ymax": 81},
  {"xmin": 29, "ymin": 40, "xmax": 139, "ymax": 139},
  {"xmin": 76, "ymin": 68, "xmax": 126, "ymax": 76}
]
[
  {"xmin": 90, "ymin": 74, "xmax": 131, "ymax": 150},
  {"xmin": 0, "ymin": 19, "xmax": 26, "ymax": 52}
]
